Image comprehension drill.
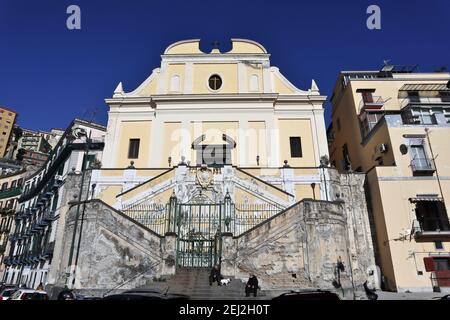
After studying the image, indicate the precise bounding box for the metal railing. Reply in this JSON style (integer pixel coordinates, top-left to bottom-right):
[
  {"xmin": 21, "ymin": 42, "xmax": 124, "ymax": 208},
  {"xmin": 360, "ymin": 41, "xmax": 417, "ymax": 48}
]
[
  {"xmin": 358, "ymin": 96, "xmax": 385, "ymax": 114},
  {"xmin": 122, "ymin": 203, "xmax": 169, "ymax": 236},
  {"xmin": 419, "ymin": 218, "xmax": 450, "ymax": 233},
  {"xmin": 232, "ymin": 203, "xmax": 283, "ymax": 235},
  {"xmin": 400, "ymin": 96, "xmax": 450, "ymax": 109},
  {"xmin": 122, "ymin": 201, "xmax": 284, "ymax": 237},
  {"xmin": 411, "ymin": 158, "xmax": 435, "ymax": 172}
]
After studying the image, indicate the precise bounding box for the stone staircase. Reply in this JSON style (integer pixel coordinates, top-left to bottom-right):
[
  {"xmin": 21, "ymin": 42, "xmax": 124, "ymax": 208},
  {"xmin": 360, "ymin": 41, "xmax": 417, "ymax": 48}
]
[{"xmin": 138, "ymin": 268, "xmax": 268, "ymax": 300}]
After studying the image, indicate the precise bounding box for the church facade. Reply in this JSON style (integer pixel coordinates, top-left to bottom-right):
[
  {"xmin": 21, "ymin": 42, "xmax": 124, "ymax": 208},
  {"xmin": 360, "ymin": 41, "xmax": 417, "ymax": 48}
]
[{"xmin": 7, "ymin": 39, "xmax": 377, "ymax": 298}]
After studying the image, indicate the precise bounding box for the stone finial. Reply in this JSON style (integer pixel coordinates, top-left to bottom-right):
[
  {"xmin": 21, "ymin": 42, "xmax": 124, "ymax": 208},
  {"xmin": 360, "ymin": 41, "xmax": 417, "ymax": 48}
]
[
  {"xmin": 283, "ymin": 160, "xmax": 290, "ymax": 168},
  {"xmin": 310, "ymin": 79, "xmax": 320, "ymax": 95},
  {"xmin": 113, "ymin": 82, "xmax": 124, "ymax": 97},
  {"xmin": 127, "ymin": 161, "xmax": 135, "ymax": 169}
]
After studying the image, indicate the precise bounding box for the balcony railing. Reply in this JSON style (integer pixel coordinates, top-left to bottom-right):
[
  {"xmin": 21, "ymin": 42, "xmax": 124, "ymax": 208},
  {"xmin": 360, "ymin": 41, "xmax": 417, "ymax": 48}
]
[
  {"xmin": 400, "ymin": 96, "xmax": 450, "ymax": 109},
  {"xmin": 0, "ymin": 187, "xmax": 22, "ymax": 200},
  {"xmin": 411, "ymin": 158, "xmax": 435, "ymax": 173},
  {"xmin": 413, "ymin": 218, "xmax": 450, "ymax": 238},
  {"xmin": 358, "ymin": 96, "xmax": 386, "ymax": 114}
]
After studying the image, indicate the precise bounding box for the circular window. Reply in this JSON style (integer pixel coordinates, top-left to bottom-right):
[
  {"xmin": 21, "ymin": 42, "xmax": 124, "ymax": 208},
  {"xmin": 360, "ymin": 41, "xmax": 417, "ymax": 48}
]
[{"xmin": 208, "ymin": 74, "xmax": 222, "ymax": 91}]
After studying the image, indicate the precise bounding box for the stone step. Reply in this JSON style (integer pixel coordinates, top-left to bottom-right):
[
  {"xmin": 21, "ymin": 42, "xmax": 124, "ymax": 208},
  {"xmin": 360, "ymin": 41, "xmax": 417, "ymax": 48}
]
[{"xmin": 137, "ymin": 268, "xmax": 267, "ymax": 300}]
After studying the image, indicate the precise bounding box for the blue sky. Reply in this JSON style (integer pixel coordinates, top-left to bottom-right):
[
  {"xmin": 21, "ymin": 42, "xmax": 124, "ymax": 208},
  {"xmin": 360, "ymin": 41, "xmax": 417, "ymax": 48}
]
[{"xmin": 0, "ymin": 0, "xmax": 449, "ymax": 131}]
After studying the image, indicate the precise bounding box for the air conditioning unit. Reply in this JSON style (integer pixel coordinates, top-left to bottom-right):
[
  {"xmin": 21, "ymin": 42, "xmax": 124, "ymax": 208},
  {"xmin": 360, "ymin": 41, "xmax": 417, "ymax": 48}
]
[{"xmin": 378, "ymin": 144, "xmax": 389, "ymax": 153}]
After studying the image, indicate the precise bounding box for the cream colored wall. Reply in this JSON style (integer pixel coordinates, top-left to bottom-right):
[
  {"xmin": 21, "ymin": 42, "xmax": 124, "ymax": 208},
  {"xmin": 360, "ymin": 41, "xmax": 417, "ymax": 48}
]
[
  {"xmin": 330, "ymin": 85, "xmax": 362, "ymax": 171},
  {"xmin": 192, "ymin": 63, "xmax": 238, "ymax": 94},
  {"xmin": 167, "ymin": 64, "xmax": 185, "ymax": 93},
  {"xmin": 388, "ymin": 126, "xmax": 450, "ymax": 177},
  {"xmin": 244, "ymin": 121, "xmax": 267, "ymax": 166},
  {"xmin": 228, "ymin": 41, "xmax": 266, "ymax": 54},
  {"xmin": 165, "ymin": 41, "xmax": 202, "ymax": 55},
  {"xmin": 294, "ymin": 184, "xmax": 318, "ymax": 201},
  {"xmin": 96, "ymin": 185, "xmax": 123, "ymax": 206},
  {"xmin": 277, "ymin": 119, "xmax": 316, "ymax": 167},
  {"xmin": 116, "ymin": 120, "xmax": 152, "ymax": 168},
  {"xmin": 366, "ymin": 169, "xmax": 397, "ymax": 289},
  {"xmin": 246, "ymin": 64, "xmax": 264, "ymax": 93},
  {"xmin": 161, "ymin": 122, "xmax": 182, "ymax": 167},
  {"xmin": 272, "ymin": 72, "xmax": 295, "ymax": 94},
  {"xmin": 373, "ymin": 167, "xmax": 450, "ymax": 291}
]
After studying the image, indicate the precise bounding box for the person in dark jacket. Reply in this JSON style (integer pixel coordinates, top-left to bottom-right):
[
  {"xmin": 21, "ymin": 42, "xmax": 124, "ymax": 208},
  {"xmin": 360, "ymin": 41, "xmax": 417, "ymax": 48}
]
[
  {"xmin": 363, "ymin": 281, "xmax": 378, "ymax": 300},
  {"xmin": 57, "ymin": 286, "xmax": 76, "ymax": 300},
  {"xmin": 245, "ymin": 274, "xmax": 258, "ymax": 297},
  {"xmin": 209, "ymin": 265, "xmax": 222, "ymax": 286}
]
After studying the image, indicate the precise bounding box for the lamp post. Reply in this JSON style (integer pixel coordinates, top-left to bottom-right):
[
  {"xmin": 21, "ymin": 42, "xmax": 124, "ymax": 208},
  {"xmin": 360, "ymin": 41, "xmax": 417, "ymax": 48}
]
[{"xmin": 67, "ymin": 128, "xmax": 92, "ymax": 288}]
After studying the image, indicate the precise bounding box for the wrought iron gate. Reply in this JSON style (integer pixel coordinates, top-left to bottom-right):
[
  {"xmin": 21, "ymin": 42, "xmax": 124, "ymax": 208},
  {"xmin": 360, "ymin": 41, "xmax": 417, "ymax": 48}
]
[
  {"xmin": 175, "ymin": 203, "xmax": 224, "ymax": 268},
  {"xmin": 122, "ymin": 192, "xmax": 283, "ymax": 268}
]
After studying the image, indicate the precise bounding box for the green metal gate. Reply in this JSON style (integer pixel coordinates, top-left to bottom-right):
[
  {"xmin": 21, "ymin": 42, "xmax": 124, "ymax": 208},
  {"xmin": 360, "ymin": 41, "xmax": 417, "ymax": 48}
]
[{"xmin": 175, "ymin": 203, "xmax": 224, "ymax": 268}]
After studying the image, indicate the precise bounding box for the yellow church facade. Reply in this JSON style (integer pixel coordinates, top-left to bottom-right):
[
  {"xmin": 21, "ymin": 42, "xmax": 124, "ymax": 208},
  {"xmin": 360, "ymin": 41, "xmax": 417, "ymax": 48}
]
[{"xmin": 93, "ymin": 39, "xmax": 330, "ymax": 208}]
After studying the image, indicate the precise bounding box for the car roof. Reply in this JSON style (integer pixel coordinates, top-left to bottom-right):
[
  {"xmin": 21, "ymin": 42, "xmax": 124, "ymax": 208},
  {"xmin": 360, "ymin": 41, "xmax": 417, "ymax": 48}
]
[{"xmin": 17, "ymin": 289, "xmax": 47, "ymax": 293}]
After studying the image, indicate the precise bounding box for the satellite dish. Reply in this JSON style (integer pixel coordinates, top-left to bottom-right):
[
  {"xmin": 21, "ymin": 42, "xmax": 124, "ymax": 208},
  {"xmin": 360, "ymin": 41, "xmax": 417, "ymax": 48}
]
[{"xmin": 400, "ymin": 144, "xmax": 408, "ymax": 155}]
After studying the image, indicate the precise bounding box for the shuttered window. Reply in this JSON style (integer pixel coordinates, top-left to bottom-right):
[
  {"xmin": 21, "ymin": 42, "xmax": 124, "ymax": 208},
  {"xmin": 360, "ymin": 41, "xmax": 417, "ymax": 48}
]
[
  {"xmin": 289, "ymin": 137, "xmax": 302, "ymax": 158},
  {"xmin": 128, "ymin": 139, "xmax": 140, "ymax": 159}
]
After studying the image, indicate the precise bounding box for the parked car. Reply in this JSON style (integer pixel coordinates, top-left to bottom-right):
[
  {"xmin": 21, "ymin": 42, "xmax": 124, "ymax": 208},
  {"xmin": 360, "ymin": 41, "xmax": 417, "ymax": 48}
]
[
  {"xmin": 439, "ymin": 294, "xmax": 450, "ymax": 300},
  {"xmin": 0, "ymin": 287, "xmax": 18, "ymax": 301},
  {"xmin": 8, "ymin": 289, "xmax": 49, "ymax": 300},
  {"xmin": 272, "ymin": 290, "xmax": 341, "ymax": 300}
]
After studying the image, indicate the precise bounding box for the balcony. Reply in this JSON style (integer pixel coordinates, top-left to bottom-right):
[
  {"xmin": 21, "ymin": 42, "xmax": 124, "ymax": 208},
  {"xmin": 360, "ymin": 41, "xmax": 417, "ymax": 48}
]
[
  {"xmin": 43, "ymin": 241, "xmax": 55, "ymax": 258},
  {"xmin": 413, "ymin": 218, "xmax": 450, "ymax": 239},
  {"xmin": 400, "ymin": 96, "xmax": 450, "ymax": 109},
  {"xmin": 0, "ymin": 187, "xmax": 22, "ymax": 200},
  {"xmin": 358, "ymin": 96, "xmax": 386, "ymax": 114},
  {"xmin": 411, "ymin": 158, "xmax": 435, "ymax": 174}
]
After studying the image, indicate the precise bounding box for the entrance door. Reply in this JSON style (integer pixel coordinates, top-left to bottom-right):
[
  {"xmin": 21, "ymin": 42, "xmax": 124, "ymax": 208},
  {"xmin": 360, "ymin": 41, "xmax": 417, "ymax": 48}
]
[{"xmin": 176, "ymin": 203, "xmax": 222, "ymax": 268}]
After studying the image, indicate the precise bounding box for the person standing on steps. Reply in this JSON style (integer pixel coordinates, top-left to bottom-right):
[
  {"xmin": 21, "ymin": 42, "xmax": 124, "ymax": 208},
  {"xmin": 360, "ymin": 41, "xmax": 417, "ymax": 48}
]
[
  {"xmin": 209, "ymin": 264, "xmax": 222, "ymax": 286},
  {"xmin": 245, "ymin": 274, "xmax": 259, "ymax": 297}
]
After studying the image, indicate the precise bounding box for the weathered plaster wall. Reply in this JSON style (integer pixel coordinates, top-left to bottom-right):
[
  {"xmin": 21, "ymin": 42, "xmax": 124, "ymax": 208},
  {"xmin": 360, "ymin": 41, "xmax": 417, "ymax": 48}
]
[
  {"xmin": 221, "ymin": 196, "xmax": 376, "ymax": 294},
  {"xmin": 51, "ymin": 198, "xmax": 175, "ymax": 296}
]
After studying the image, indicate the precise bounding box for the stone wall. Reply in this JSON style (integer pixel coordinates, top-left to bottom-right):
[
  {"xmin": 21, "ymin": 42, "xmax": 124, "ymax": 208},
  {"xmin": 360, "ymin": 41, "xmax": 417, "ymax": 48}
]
[
  {"xmin": 50, "ymin": 198, "xmax": 175, "ymax": 297},
  {"xmin": 221, "ymin": 197, "xmax": 376, "ymax": 296}
]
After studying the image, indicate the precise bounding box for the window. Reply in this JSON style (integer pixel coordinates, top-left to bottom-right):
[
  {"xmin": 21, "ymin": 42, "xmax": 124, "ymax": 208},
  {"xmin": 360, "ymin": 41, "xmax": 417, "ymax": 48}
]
[
  {"xmin": 342, "ymin": 143, "xmax": 351, "ymax": 171},
  {"xmin": 361, "ymin": 112, "xmax": 384, "ymax": 137},
  {"xmin": 289, "ymin": 137, "xmax": 302, "ymax": 158},
  {"xmin": 11, "ymin": 180, "xmax": 17, "ymax": 188},
  {"xmin": 208, "ymin": 75, "xmax": 222, "ymax": 91},
  {"xmin": 1, "ymin": 182, "xmax": 7, "ymax": 190},
  {"xmin": 444, "ymin": 109, "xmax": 450, "ymax": 123},
  {"xmin": 440, "ymin": 91, "xmax": 450, "ymax": 102},
  {"xmin": 402, "ymin": 108, "xmax": 436, "ymax": 125},
  {"xmin": 250, "ymin": 74, "xmax": 259, "ymax": 91},
  {"xmin": 17, "ymin": 178, "xmax": 24, "ymax": 187},
  {"xmin": 361, "ymin": 91, "xmax": 374, "ymax": 103},
  {"xmin": 433, "ymin": 258, "xmax": 450, "ymax": 271},
  {"xmin": 128, "ymin": 139, "xmax": 140, "ymax": 159},
  {"xmin": 336, "ymin": 118, "xmax": 341, "ymax": 131},
  {"xmin": 407, "ymin": 91, "xmax": 420, "ymax": 102},
  {"xmin": 409, "ymin": 143, "xmax": 433, "ymax": 172},
  {"xmin": 415, "ymin": 200, "xmax": 450, "ymax": 232},
  {"xmin": 435, "ymin": 241, "xmax": 444, "ymax": 250},
  {"xmin": 170, "ymin": 75, "xmax": 180, "ymax": 92}
]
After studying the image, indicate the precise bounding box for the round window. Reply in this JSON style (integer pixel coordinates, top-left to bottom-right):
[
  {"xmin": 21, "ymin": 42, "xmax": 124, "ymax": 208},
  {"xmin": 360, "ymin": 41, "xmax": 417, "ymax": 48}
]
[{"xmin": 208, "ymin": 75, "xmax": 222, "ymax": 91}]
